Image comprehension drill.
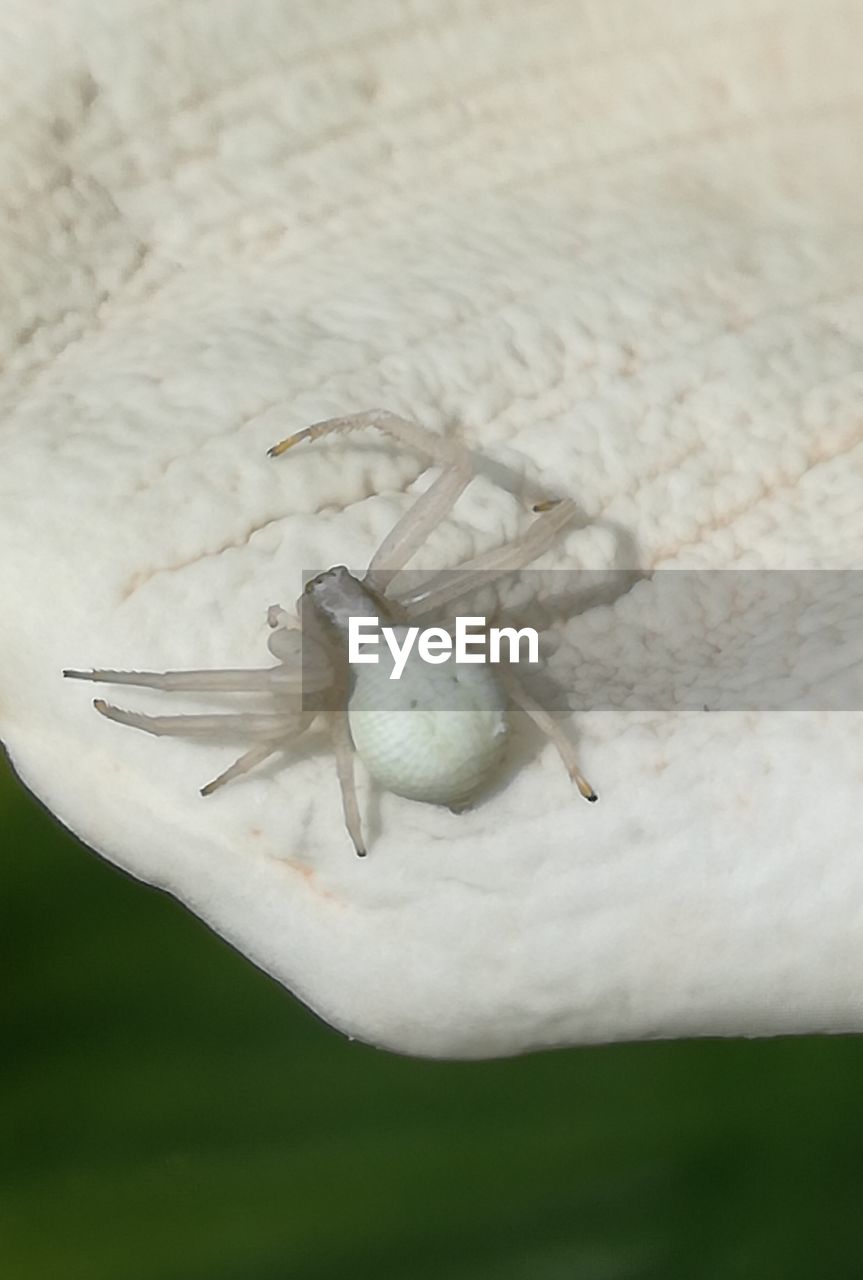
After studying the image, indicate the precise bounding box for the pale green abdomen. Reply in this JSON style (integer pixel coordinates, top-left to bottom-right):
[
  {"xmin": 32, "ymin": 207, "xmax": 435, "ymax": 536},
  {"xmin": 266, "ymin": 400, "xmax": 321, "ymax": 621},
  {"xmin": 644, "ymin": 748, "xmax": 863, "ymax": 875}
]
[{"xmin": 348, "ymin": 650, "xmax": 508, "ymax": 806}]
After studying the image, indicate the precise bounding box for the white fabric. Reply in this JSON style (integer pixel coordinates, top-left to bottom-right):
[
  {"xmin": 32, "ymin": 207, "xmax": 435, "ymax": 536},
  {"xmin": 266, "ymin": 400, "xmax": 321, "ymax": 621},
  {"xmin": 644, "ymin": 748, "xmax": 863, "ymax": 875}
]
[{"xmin": 1, "ymin": 0, "xmax": 862, "ymax": 1056}]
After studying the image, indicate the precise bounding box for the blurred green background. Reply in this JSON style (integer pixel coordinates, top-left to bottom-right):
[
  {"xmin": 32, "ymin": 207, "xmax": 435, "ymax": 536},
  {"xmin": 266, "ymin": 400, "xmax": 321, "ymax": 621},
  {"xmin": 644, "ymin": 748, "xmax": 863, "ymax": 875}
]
[{"xmin": 3, "ymin": 751, "xmax": 863, "ymax": 1280}]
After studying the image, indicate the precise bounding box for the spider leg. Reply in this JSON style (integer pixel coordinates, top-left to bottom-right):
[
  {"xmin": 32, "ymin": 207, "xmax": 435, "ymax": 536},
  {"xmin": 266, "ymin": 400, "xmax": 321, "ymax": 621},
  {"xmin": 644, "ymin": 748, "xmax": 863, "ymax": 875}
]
[
  {"xmin": 390, "ymin": 499, "xmax": 579, "ymax": 617},
  {"xmin": 65, "ymin": 666, "xmax": 303, "ymax": 693},
  {"xmin": 499, "ymin": 670, "xmax": 597, "ymax": 802},
  {"xmin": 93, "ymin": 699, "xmax": 305, "ymax": 739},
  {"xmin": 200, "ymin": 741, "xmax": 285, "ymax": 796},
  {"xmin": 268, "ymin": 409, "xmax": 473, "ymax": 592},
  {"xmin": 330, "ymin": 709, "xmax": 366, "ymax": 857}
]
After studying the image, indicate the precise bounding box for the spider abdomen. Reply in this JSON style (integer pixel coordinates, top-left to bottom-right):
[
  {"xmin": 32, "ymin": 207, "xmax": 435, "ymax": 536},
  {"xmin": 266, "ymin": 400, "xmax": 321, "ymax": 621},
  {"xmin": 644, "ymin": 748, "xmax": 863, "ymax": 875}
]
[{"xmin": 347, "ymin": 641, "xmax": 508, "ymax": 807}]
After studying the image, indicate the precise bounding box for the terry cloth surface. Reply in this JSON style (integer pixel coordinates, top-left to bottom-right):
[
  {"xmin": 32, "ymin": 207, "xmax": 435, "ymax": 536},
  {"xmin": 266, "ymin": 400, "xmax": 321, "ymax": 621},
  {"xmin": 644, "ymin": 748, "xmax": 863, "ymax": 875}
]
[{"xmin": 0, "ymin": 0, "xmax": 861, "ymax": 1056}]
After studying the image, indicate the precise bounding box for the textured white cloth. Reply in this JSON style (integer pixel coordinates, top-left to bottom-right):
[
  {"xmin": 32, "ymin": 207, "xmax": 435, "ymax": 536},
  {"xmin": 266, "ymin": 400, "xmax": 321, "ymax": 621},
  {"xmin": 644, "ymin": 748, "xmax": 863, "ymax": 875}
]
[{"xmin": 1, "ymin": 0, "xmax": 861, "ymax": 1056}]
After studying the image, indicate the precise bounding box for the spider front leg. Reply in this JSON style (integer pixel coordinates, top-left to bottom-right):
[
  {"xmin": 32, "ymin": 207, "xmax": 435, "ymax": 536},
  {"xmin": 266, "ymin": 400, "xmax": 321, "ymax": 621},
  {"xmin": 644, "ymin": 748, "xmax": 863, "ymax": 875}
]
[
  {"xmin": 86, "ymin": 698, "xmax": 313, "ymax": 797},
  {"xmin": 66, "ymin": 641, "xmax": 319, "ymax": 800},
  {"xmin": 269, "ymin": 409, "xmax": 474, "ymax": 593},
  {"xmin": 92, "ymin": 702, "xmax": 304, "ymax": 738},
  {"xmin": 64, "ymin": 666, "xmax": 306, "ymax": 693},
  {"xmin": 389, "ymin": 498, "xmax": 579, "ymax": 617}
]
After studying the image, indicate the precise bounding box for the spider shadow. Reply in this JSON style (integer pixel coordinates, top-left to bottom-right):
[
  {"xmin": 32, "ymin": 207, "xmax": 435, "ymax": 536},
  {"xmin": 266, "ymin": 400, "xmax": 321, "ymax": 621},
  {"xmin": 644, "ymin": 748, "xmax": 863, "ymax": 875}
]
[
  {"xmin": 356, "ymin": 716, "xmax": 558, "ymax": 844},
  {"xmin": 357, "ymin": 689, "xmax": 596, "ymax": 840},
  {"xmin": 460, "ymin": 703, "xmax": 576, "ymax": 816},
  {"xmin": 490, "ymin": 516, "xmax": 649, "ymax": 750},
  {"xmin": 361, "ymin": 516, "xmax": 646, "ymax": 832}
]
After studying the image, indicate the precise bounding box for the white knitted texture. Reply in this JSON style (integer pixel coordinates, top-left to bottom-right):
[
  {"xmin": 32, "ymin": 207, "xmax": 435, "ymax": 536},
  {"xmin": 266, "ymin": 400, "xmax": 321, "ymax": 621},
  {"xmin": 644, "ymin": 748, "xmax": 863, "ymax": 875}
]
[{"xmin": 0, "ymin": 0, "xmax": 861, "ymax": 1055}]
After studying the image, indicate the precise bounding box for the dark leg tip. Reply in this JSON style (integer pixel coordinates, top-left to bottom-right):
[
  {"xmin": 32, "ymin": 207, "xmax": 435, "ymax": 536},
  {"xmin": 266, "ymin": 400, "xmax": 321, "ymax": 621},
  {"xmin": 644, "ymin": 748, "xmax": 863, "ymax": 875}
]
[{"xmin": 355, "ymin": 847, "xmax": 367, "ymax": 858}]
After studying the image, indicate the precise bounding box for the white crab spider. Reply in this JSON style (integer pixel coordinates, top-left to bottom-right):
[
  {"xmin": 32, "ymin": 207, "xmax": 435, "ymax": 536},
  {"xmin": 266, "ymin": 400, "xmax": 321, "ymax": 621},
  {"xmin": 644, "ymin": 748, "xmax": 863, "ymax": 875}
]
[{"xmin": 65, "ymin": 410, "xmax": 596, "ymax": 856}]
